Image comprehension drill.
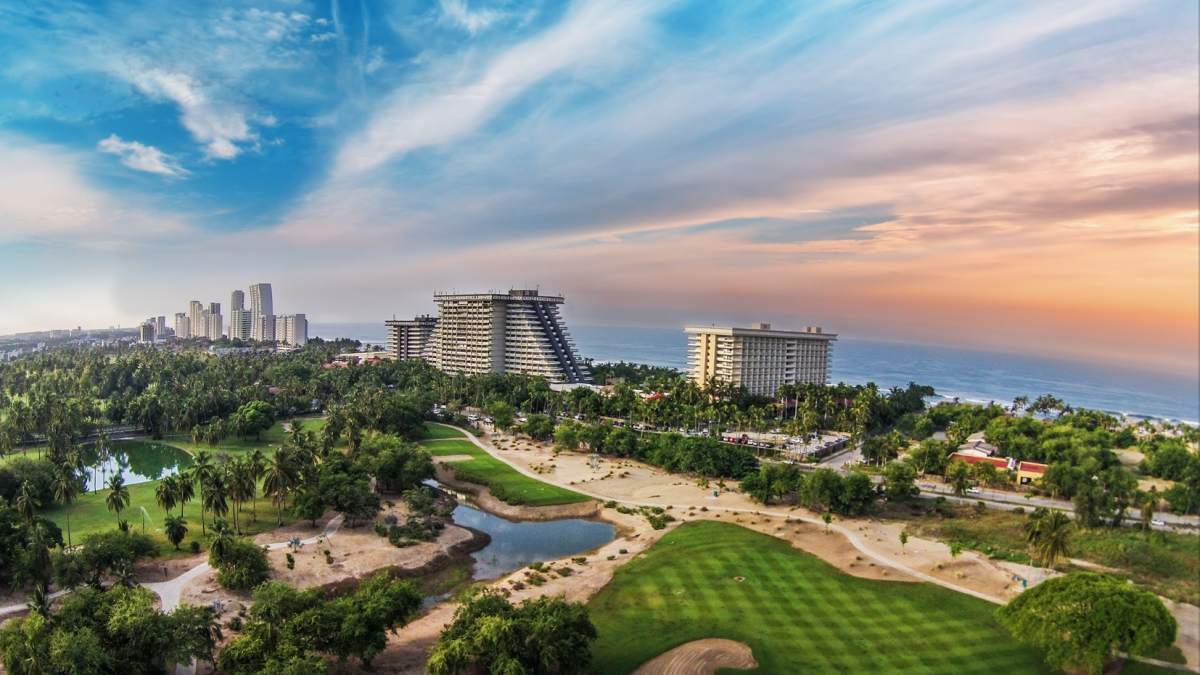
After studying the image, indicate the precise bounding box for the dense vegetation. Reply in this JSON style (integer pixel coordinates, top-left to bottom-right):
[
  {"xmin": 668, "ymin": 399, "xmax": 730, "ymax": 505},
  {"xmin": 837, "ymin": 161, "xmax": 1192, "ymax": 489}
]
[
  {"xmin": 427, "ymin": 588, "xmax": 597, "ymax": 675},
  {"xmin": 0, "ymin": 585, "xmax": 221, "ymax": 675},
  {"xmin": 218, "ymin": 574, "xmax": 423, "ymax": 672}
]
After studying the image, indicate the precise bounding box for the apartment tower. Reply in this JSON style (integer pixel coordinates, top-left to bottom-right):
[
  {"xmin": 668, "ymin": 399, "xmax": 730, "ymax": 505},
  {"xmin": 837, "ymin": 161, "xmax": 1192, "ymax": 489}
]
[
  {"xmin": 425, "ymin": 290, "xmax": 589, "ymax": 383},
  {"xmin": 685, "ymin": 323, "xmax": 836, "ymax": 396},
  {"xmin": 385, "ymin": 315, "xmax": 438, "ymax": 361},
  {"xmin": 249, "ymin": 283, "xmax": 274, "ymax": 341},
  {"xmin": 277, "ymin": 314, "xmax": 308, "ymax": 346}
]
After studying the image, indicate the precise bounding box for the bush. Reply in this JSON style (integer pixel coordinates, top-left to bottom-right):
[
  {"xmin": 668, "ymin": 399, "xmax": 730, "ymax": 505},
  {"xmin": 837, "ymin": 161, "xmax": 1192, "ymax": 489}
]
[
  {"xmin": 374, "ymin": 522, "xmax": 388, "ymax": 537},
  {"xmin": 285, "ymin": 553, "xmax": 295, "ymax": 570},
  {"xmin": 603, "ymin": 500, "xmax": 617, "ymax": 509},
  {"xmin": 212, "ymin": 539, "xmax": 272, "ymax": 591},
  {"xmin": 227, "ymin": 616, "xmax": 244, "ymax": 631},
  {"xmin": 190, "ymin": 540, "xmax": 201, "ymax": 554}
]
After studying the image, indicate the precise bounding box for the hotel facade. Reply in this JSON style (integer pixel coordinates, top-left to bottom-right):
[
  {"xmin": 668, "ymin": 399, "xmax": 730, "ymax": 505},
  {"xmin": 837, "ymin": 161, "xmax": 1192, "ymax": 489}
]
[
  {"xmin": 421, "ymin": 290, "xmax": 590, "ymax": 383},
  {"xmin": 685, "ymin": 323, "xmax": 836, "ymax": 396}
]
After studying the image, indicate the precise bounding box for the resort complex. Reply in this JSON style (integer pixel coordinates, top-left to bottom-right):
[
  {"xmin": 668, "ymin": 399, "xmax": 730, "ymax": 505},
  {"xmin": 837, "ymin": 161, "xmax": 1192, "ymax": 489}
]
[{"xmin": 685, "ymin": 323, "xmax": 836, "ymax": 395}]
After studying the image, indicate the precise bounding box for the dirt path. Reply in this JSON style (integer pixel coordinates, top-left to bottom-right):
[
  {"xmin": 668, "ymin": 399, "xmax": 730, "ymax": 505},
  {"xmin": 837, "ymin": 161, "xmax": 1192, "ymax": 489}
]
[{"xmin": 631, "ymin": 639, "xmax": 758, "ymax": 675}]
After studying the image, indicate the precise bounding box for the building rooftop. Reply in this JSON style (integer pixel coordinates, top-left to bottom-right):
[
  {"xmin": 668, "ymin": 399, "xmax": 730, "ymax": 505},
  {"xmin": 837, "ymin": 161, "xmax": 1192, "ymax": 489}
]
[{"xmin": 684, "ymin": 324, "xmax": 838, "ymax": 340}]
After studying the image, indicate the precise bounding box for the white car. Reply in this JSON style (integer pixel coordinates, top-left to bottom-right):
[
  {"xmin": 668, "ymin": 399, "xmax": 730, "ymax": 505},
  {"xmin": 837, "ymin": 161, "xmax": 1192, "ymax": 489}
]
[
  {"xmin": 966, "ymin": 487, "xmax": 982, "ymax": 494},
  {"xmin": 1151, "ymin": 519, "xmax": 1166, "ymax": 527}
]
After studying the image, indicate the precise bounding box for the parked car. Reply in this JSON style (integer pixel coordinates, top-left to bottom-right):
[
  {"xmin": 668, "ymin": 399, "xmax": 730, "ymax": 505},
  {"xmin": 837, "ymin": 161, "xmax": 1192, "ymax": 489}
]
[
  {"xmin": 1151, "ymin": 519, "xmax": 1166, "ymax": 527},
  {"xmin": 966, "ymin": 487, "xmax": 982, "ymax": 494}
]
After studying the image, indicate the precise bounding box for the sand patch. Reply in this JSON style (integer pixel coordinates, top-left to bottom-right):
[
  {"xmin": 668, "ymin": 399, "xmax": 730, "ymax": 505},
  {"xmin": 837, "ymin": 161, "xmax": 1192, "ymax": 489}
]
[
  {"xmin": 631, "ymin": 639, "xmax": 758, "ymax": 675},
  {"xmin": 432, "ymin": 454, "xmax": 475, "ymax": 463}
]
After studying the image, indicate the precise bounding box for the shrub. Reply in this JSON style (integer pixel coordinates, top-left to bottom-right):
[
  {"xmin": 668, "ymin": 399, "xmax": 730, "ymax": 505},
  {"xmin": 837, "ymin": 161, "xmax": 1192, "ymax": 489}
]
[
  {"xmin": 285, "ymin": 553, "xmax": 295, "ymax": 570},
  {"xmin": 212, "ymin": 539, "xmax": 272, "ymax": 591},
  {"xmin": 527, "ymin": 572, "xmax": 546, "ymax": 587},
  {"xmin": 603, "ymin": 500, "xmax": 617, "ymax": 509},
  {"xmin": 618, "ymin": 549, "xmax": 628, "ymax": 555},
  {"xmin": 190, "ymin": 541, "xmax": 201, "ymax": 554},
  {"xmin": 571, "ymin": 557, "xmax": 587, "ymax": 565},
  {"xmin": 374, "ymin": 522, "xmax": 388, "ymax": 537},
  {"xmin": 227, "ymin": 616, "xmax": 244, "ymax": 631}
]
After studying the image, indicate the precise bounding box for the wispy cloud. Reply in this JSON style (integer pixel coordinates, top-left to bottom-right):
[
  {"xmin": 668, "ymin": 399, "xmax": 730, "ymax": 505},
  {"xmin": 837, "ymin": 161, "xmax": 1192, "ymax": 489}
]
[
  {"xmin": 97, "ymin": 134, "xmax": 186, "ymax": 176},
  {"xmin": 333, "ymin": 0, "xmax": 661, "ymax": 176},
  {"xmin": 439, "ymin": 0, "xmax": 503, "ymax": 34}
]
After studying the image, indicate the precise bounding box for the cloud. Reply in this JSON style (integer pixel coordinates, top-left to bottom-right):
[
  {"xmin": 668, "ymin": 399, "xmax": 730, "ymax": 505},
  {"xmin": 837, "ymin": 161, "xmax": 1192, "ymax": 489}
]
[
  {"xmin": 97, "ymin": 134, "xmax": 185, "ymax": 176},
  {"xmin": 333, "ymin": 0, "xmax": 660, "ymax": 177},
  {"xmin": 130, "ymin": 70, "xmax": 254, "ymax": 160},
  {"xmin": 439, "ymin": 0, "xmax": 503, "ymax": 34}
]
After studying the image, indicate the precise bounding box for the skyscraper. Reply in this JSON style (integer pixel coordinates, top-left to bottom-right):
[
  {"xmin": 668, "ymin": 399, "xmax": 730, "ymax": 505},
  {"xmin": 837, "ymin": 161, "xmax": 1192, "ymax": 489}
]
[
  {"xmin": 278, "ymin": 314, "xmax": 308, "ymax": 346},
  {"xmin": 249, "ymin": 283, "xmax": 273, "ymax": 341},
  {"xmin": 189, "ymin": 300, "xmax": 203, "ymax": 338},
  {"xmin": 425, "ymin": 289, "xmax": 589, "ymax": 383},
  {"xmin": 174, "ymin": 312, "xmax": 191, "ymax": 339},
  {"xmin": 229, "ymin": 309, "xmax": 252, "ymax": 340},
  {"xmin": 231, "ymin": 290, "xmax": 245, "ymax": 312}
]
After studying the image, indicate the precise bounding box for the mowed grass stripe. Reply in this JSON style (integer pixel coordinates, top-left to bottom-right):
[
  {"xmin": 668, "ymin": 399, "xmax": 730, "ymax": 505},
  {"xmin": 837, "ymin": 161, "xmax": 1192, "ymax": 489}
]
[
  {"xmin": 587, "ymin": 521, "xmax": 1060, "ymax": 675},
  {"xmin": 417, "ymin": 439, "xmax": 591, "ymax": 507}
]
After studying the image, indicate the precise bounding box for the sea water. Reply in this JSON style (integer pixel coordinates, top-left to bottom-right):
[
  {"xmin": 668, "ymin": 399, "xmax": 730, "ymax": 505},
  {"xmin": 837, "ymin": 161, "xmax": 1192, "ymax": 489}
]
[{"xmin": 311, "ymin": 322, "xmax": 1198, "ymax": 423}]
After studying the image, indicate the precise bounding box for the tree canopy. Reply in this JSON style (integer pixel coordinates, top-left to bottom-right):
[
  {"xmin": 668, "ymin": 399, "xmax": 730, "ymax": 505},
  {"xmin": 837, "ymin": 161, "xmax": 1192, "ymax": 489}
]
[
  {"xmin": 427, "ymin": 589, "xmax": 597, "ymax": 675},
  {"xmin": 995, "ymin": 572, "xmax": 1176, "ymax": 675}
]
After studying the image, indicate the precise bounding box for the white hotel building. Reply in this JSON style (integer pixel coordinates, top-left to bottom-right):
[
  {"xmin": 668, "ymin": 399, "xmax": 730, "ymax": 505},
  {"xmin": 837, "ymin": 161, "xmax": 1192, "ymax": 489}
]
[{"xmin": 685, "ymin": 323, "xmax": 836, "ymax": 396}]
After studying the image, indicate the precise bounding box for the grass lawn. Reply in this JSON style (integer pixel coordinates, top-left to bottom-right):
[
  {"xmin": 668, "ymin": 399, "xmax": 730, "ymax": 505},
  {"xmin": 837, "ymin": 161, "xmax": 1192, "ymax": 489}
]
[
  {"xmin": 588, "ymin": 520, "xmax": 1061, "ymax": 675},
  {"xmin": 40, "ymin": 478, "xmax": 295, "ymax": 558},
  {"xmin": 418, "ymin": 424, "xmax": 469, "ymax": 440},
  {"xmin": 880, "ymin": 503, "xmax": 1200, "ymax": 605},
  {"xmin": 166, "ymin": 417, "xmax": 335, "ymax": 458},
  {"xmin": 419, "ymin": 440, "xmax": 591, "ymax": 507}
]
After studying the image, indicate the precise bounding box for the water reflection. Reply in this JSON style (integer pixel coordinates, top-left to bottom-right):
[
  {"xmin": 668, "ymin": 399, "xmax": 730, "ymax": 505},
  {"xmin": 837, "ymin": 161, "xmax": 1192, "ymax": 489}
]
[
  {"xmin": 449, "ymin": 503, "xmax": 615, "ymax": 580},
  {"xmin": 79, "ymin": 441, "xmax": 193, "ymax": 490}
]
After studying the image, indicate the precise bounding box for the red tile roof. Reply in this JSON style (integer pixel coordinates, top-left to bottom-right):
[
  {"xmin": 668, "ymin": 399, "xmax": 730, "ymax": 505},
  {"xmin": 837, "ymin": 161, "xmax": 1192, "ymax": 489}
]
[
  {"xmin": 949, "ymin": 453, "xmax": 1011, "ymax": 470},
  {"xmin": 1018, "ymin": 461, "xmax": 1048, "ymax": 475}
]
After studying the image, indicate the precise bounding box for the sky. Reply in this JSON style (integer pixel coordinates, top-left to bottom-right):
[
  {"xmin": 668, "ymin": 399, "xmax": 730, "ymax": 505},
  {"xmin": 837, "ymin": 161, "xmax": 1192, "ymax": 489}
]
[{"xmin": 0, "ymin": 0, "xmax": 1196, "ymax": 373}]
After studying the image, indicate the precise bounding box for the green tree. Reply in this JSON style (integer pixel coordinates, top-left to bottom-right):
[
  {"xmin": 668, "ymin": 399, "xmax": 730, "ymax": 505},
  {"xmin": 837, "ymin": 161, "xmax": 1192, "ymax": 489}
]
[
  {"xmin": 156, "ymin": 474, "xmax": 179, "ymax": 514},
  {"xmin": 427, "ymin": 589, "xmax": 597, "ymax": 675},
  {"xmin": 554, "ymin": 421, "xmax": 581, "ymax": 450},
  {"xmin": 882, "ymin": 461, "xmax": 919, "ymax": 501},
  {"xmin": 263, "ymin": 449, "xmax": 299, "ymax": 526},
  {"xmin": 899, "ymin": 530, "xmax": 908, "ymax": 551},
  {"xmin": 164, "ymin": 514, "xmax": 188, "ymax": 550},
  {"xmin": 949, "ymin": 541, "xmax": 963, "ymax": 561},
  {"xmin": 821, "ymin": 512, "xmax": 833, "ymax": 533},
  {"xmin": 51, "ymin": 469, "xmax": 78, "ymax": 548},
  {"xmin": 946, "ymin": 459, "xmax": 972, "ymax": 497},
  {"xmin": 14, "ymin": 480, "xmax": 40, "ymax": 525},
  {"xmin": 1024, "ymin": 509, "xmax": 1074, "ymax": 574},
  {"xmin": 234, "ymin": 401, "xmax": 275, "ymax": 441},
  {"xmin": 519, "ymin": 413, "xmax": 555, "ymax": 440},
  {"xmin": 995, "ymin": 572, "xmax": 1176, "ymax": 675},
  {"xmin": 105, "ymin": 474, "xmax": 130, "ymax": 525}
]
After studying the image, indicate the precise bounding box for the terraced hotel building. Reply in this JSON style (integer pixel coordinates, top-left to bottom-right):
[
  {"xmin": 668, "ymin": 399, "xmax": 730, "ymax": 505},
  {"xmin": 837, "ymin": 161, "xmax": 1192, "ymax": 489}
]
[
  {"xmin": 424, "ymin": 290, "xmax": 590, "ymax": 383},
  {"xmin": 685, "ymin": 323, "xmax": 836, "ymax": 396}
]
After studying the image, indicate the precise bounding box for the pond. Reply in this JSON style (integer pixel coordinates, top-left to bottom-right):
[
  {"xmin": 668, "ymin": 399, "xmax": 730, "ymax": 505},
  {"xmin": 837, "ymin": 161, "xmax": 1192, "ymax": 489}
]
[
  {"xmin": 78, "ymin": 440, "xmax": 193, "ymax": 490},
  {"xmin": 449, "ymin": 502, "xmax": 616, "ymax": 580}
]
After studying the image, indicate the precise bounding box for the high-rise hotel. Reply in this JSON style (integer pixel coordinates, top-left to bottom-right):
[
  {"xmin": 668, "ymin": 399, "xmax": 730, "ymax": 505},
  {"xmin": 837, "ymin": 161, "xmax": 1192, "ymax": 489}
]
[
  {"xmin": 388, "ymin": 289, "xmax": 590, "ymax": 383},
  {"xmin": 685, "ymin": 323, "xmax": 835, "ymax": 396}
]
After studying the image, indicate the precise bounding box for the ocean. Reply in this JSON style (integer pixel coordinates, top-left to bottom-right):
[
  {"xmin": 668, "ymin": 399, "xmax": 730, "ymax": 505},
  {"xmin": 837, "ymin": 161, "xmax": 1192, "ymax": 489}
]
[{"xmin": 310, "ymin": 322, "xmax": 1199, "ymax": 424}]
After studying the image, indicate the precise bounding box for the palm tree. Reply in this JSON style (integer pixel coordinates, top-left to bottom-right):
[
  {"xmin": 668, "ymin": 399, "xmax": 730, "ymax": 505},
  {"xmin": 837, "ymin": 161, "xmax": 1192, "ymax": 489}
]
[
  {"xmin": 52, "ymin": 468, "xmax": 79, "ymax": 548},
  {"xmin": 262, "ymin": 448, "xmax": 298, "ymax": 526},
  {"xmin": 1025, "ymin": 509, "xmax": 1074, "ymax": 576},
  {"xmin": 208, "ymin": 519, "xmax": 235, "ymax": 560},
  {"xmin": 15, "ymin": 481, "xmax": 40, "ymax": 525},
  {"xmin": 227, "ymin": 459, "xmax": 255, "ymax": 535},
  {"xmin": 156, "ymin": 475, "xmax": 179, "ymax": 515},
  {"xmin": 190, "ymin": 450, "xmax": 216, "ymax": 534},
  {"xmin": 176, "ymin": 470, "xmax": 196, "ymax": 519},
  {"xmin": 26, "ymin": 584, "xmax": 51, "ymax": 619},
  {"xmin": 93, "ymin": 431, "xmax": 111, "ymax": 492},
  {"xmin": 247, "ymin": 449, "xmax": 266, "ymax": 522},
  {"xmin": 1141, "ymin": 487, "xmax": 1158, "ymax": 534},
  {"xmin": 106, "ymin": 474, "xmax": 130, "ymax": 525},
  {"xmin": 203, "ymin": 473, "xmax": 230, "ymax": 525},
  {"xmin": 164, "ymin": 514, "xmax": 189, "ymax": 550}
]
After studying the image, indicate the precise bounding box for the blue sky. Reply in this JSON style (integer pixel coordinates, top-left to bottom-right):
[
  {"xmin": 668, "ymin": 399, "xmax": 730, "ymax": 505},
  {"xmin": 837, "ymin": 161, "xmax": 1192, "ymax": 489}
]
[{"xmin": 0, "ymin": 0, "xmax": 1196, "ymax": 371}]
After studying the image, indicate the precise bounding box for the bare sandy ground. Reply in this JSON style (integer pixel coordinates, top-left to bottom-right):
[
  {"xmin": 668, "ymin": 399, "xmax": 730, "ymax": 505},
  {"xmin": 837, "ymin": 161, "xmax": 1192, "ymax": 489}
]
[
  {"xmin": 631, "ymin": 639, "xmax": 758, "ymax": 675},
  {"xmin": 179, "ymin": 501, "xmax": 481, "ymax": 642}
]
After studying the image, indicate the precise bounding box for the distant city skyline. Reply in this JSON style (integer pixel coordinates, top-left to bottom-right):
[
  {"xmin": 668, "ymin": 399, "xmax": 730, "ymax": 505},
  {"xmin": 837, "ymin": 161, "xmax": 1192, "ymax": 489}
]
[{"xmin": 0, "ymin": 0, "xmax": 1194, "ymax": 373}]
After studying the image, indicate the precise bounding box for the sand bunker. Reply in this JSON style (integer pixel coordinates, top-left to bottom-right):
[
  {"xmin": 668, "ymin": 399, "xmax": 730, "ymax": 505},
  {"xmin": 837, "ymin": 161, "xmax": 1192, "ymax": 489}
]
[{"xmin": 632, "ymin": 639, "xmax": 758, "ymax": 675}]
